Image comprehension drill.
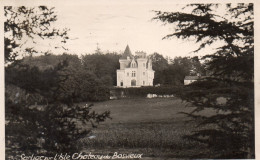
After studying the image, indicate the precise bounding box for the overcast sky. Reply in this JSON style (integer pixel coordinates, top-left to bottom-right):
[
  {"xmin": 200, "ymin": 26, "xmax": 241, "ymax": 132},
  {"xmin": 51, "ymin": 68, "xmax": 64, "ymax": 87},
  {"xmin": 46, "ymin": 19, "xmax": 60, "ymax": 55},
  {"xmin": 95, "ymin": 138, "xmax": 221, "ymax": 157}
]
[
  {"xmin": 49, "ymin": 1, "xmax": 211, "ymax": 58},
  {"xmin": 6, "ymin": 0, "xmax": 230, "ymax": 58}
]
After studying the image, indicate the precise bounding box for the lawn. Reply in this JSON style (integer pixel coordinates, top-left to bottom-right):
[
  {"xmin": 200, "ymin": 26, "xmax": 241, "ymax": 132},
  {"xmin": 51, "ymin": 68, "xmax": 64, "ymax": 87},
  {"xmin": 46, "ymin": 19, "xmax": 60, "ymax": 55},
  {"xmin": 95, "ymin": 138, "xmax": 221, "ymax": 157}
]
[{"xmin": 78, "ymin": 97, "xmax": 216, "ymax": 159}]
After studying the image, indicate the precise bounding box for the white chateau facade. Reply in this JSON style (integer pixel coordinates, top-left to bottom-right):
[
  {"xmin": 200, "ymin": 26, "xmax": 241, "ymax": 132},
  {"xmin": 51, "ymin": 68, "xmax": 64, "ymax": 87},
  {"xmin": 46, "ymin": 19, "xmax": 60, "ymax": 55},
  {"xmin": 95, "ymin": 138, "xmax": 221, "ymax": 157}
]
[{"xmin": 117, "ymin": 45, "xmax": 154, "ymax": 87}]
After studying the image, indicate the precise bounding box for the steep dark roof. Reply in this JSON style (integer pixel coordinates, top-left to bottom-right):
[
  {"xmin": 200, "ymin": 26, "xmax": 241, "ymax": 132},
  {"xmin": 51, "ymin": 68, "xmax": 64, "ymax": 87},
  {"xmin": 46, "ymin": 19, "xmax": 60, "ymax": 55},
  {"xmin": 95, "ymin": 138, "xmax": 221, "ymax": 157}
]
[{"xmin": 121, "ymin": 45, "xmax": 133, "ymax": 59}]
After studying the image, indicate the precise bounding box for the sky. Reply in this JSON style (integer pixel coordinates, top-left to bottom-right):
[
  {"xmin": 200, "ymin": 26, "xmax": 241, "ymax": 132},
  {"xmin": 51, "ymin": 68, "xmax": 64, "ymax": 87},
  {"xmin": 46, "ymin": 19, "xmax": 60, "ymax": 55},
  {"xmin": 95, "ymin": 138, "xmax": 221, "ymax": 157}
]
[
  {"xmin": 5, "ymin": 0, "xmax": 232, "ymax": 59},
  {"xmin": 48, "ymin": 1, "xmax": 207, "ymax": 58}
]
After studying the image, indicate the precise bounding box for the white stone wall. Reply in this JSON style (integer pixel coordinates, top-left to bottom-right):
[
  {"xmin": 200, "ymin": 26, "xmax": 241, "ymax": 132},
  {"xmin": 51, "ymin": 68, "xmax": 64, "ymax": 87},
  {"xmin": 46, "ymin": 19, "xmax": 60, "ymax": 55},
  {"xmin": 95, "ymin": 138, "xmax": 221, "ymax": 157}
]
[
  {"xmin": 137, "ymin": 58, "xmax": 147, "ymax": 86},
  {"xmin": 184, "ymin": 80, "xmax": 197, "ymax": 85},
  {"xmin": 117, "ymin": 57, "xmax": 154, "ymax": 87},
  {"xmin": 117, "ymin": 70, "xmax": 124, "ymax": 86},
  {"xmin": 124, "ymin": 68, "xmax": 137, "ymax": 87},
  {"xmin": 147, "ymin": 70, "xmax": 154, "ymax": 86}
]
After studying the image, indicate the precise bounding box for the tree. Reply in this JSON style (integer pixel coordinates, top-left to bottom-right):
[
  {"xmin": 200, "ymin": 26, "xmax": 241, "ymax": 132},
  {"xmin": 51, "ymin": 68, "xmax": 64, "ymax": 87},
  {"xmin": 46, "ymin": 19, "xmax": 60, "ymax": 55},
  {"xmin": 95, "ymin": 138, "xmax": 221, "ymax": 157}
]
[
  {"xmin": 5, "ymin": 6, "xmax": 110, "ymax": 158},
  {"xmin": 150, "ymin": 54, "xmax": 206, "ymax": 85},
  {"xmin": 150, "ymin": 52, "xmax": 169, "ymax": 71},
  {"xmin": 5, "ymin": 63, "xmax": 111, "ymax": 157},
  {"xmin": 5, "ymin": 62, "xmax": 110, "ymax": 155},
  {"xmin": 4, "ymin": 6, "xmax": 69, "ymax": 63},
  {"xmin": 8, "ymin": 53, "xmax": 111, "ymax": 103},
  {"xmin": 149, "ymin": 52, "xmax": 168, "ymax": 85},
  {"xmin": 189, "ymin": 56, "xmax": 206, "ymax": 76},
  {"xmin": 82, "ymin": 52, "xmax": 120, "ymax": 86},
  {"xmin": 154, "ymin": 3, "xmax": 254, "ymax": 158}
]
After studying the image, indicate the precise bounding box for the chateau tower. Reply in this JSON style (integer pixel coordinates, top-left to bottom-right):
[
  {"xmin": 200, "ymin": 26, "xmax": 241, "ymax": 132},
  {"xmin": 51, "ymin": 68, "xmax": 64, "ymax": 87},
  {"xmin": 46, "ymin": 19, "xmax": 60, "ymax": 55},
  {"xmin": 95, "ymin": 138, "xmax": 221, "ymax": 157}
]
[{"xmin": 117, "ymin": 45, "xmax": 154, "ymax": 87}]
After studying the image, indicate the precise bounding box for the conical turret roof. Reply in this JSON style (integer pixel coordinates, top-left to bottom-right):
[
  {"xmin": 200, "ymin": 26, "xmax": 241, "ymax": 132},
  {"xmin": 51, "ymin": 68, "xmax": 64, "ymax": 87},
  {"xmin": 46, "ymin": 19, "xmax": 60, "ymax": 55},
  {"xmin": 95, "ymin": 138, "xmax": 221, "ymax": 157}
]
[{"xmin": 121, "ymin": 45, "xmax": 133, "ymax": 59}]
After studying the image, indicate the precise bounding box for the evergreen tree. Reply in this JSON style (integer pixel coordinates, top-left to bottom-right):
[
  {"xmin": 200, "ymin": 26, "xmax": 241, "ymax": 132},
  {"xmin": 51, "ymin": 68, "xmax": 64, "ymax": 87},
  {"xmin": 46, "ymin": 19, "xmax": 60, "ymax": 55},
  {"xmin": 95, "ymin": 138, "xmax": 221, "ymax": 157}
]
[
  {"xmin": 154, "ymin": 3, "xmax": 254, "ymax": 158},
  {"xmin": 4, "ymin": 6, "xmax": 69, "ymax": 64},
  {"xmin": 5, "ymin": 6, "xmax": 110, "ymax": 158}
]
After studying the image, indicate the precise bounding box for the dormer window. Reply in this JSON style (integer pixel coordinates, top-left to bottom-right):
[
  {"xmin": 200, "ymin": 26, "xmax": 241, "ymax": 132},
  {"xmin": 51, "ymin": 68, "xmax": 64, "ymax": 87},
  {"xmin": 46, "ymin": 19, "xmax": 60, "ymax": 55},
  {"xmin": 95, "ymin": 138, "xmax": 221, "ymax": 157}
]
[{"xmin": 131, "ymin": 60, "xmax": 137, "ymax": 68}]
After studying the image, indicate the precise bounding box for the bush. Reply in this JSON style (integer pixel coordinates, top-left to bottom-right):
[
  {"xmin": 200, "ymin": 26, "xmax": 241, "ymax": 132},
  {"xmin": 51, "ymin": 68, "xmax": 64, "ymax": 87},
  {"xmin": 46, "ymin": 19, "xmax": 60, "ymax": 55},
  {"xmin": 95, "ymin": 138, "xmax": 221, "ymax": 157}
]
[
  {"xmin": 6, "ymin": 95, "xmax": 110, "ymax": 158},
  {"xmin": 111, "ymin": 86, "xmax": 184, "ymax": 98},
  {"xmin": 5, "ymin": 61, "xmax": 111, "ymax": 158}
]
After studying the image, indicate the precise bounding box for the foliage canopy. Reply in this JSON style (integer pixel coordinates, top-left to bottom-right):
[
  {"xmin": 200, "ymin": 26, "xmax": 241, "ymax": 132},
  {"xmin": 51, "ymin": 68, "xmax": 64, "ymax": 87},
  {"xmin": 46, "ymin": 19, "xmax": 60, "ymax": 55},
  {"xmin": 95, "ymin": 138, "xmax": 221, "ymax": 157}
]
[
  {"xmin": 5, "ymin": 6, "xmax": 110, "ymax": 158},
  {"xmin": 154, "ymin": 3, "xmax": 254, "ymax": 158}
]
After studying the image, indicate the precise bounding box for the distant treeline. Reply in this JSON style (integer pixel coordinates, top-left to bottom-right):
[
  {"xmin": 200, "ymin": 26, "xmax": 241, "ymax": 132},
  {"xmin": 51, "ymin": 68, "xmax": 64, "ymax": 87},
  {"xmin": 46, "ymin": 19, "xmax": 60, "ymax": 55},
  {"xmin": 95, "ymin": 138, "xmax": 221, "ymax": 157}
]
[
  {"xmin": 6, "ymin": 52, "xmax": 206, "ymax": 102},
  {"xmin": 150, "ymin": 53, "xmax": 206, "ymax": 85},
  {"xmin": 6, "ymin": 53, "xmax": 117, "ymax": 103}
]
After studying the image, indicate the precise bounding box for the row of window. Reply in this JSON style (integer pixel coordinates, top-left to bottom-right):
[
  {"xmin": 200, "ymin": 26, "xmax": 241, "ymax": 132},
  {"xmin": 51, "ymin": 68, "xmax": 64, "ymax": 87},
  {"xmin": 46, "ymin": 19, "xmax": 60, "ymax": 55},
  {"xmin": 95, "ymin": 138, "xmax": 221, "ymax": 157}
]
[
  {"xmin": 126, "ymin": 71, "xmax": 146, "ymax": 77},
  {"xmin": 126, "ymin": 71, "xmax": 136, "ymax": 77},
  {"xmin": 120, "ymin": 80, "xmax": 146, "ymax": 86},
  {"xmin": 131, "ymin": 63, "xmax": 147, "ymax": 68}
]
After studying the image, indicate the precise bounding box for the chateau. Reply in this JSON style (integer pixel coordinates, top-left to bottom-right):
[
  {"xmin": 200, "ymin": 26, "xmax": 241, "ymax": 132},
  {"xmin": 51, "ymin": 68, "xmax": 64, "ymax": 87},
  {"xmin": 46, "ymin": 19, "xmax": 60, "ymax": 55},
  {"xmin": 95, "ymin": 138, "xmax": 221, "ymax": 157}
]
[{"xmin": 117, "ymin": 45, "xmax": 154, "ymax": 87}]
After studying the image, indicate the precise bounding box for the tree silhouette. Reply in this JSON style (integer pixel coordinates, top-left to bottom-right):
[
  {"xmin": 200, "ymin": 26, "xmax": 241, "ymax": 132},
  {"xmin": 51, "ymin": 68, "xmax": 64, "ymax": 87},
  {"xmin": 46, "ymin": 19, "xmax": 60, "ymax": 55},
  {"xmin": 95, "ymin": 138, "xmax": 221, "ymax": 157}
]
[
  {"xmin": 4, "ymin": 6, "xmax": 69, "ymax": 63},
  {"xmin": 5, "ymin": 6, "xmax": 110, "ymax": 158},
  {"xmin": 154, "ymin": 3, "xmax": 254, "ymax": 158}
]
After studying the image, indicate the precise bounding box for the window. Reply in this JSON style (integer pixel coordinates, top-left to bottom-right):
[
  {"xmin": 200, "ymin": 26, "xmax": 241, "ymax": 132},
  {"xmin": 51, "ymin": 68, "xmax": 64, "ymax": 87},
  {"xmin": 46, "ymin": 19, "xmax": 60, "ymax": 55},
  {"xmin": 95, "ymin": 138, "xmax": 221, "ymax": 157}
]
[
  {"xmin": 143, "ymin": 72, "xmax": 145, "ymax": 76},
  {"xmin": 120, "ymin": 81, "xmax": 123, "ymax": 86},
  {"xmin": 127, "ymin": 72, "xmax": 129, "ymax": 76},
  {"xmin": 143, "ymin": 81, "xmax": 145, "ymax": 85},
  {"xmin": 143, "ymin": 63, "xmax": 145, "ymax": 67},
  {"xmin": 132, "ymin": 71, "xmax": 136, "ymax": 77}
]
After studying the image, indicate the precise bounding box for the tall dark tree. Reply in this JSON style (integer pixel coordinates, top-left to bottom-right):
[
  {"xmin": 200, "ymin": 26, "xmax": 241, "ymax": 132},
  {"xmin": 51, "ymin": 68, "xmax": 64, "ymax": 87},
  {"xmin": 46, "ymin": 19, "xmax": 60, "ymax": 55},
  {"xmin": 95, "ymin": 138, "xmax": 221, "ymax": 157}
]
[
  {"xmin": 149, "ymin": 52, "xmax": 168, "ymax": 85},
  {"xmin": 82, "ymin": 52, "xmax": 120, "ymax": 86},
  {"xmin": 150, "ymin": 54, "xmax": 206, "ymax": 85},
  {"xmin": 5, "ymin": 6, "xmax": 110, "ymax": 158},
  {"xmin": 150, "ymin": 52, "xmax": 169, "ymax": 71},
  {"xmin": 154, "ymin": 3, "xmax": 254, "ymax": 158},
  {"xmin": 189, "ymin": 56, "xmax": 206, "ymax": 76}
]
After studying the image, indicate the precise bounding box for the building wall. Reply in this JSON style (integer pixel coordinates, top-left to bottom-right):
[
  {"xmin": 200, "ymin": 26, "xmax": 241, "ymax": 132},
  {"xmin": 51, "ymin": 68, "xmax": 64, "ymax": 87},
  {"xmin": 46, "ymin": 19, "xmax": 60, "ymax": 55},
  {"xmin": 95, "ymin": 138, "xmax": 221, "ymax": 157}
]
[
  {"xmin": 117, "ymin": 57, "xmax": 154, "ymax": 87},
  {"xmin": 147, "ymin": 70, "xmax": 154, "ymax": 85},
  {"xmin": 117, "ymin": 70, "xmax": 124, "ymax": 87},
  {"xmin": 137, "ymin": 58, "xmax": 147, "ymax": 86},
  {"xmin": 184, "ymin": 80, "xmax": 197, "ymax": 85}
]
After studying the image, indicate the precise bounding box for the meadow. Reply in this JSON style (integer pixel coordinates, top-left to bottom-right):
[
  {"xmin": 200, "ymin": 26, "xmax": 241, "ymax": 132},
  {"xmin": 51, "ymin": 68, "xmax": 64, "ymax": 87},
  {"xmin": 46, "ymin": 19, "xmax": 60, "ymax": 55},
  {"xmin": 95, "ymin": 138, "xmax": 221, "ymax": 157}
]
[{"xmin": 78, "ymin": 97, "xmax": 218, "ymax": 159}]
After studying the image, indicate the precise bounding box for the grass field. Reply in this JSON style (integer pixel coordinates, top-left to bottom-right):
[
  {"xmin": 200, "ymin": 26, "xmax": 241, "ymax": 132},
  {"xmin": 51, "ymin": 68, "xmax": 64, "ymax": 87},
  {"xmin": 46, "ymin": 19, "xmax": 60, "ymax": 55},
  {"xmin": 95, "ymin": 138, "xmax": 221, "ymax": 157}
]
[{"xmin": 78, "ymin": 97, "xmax": 216, "ymax": 159}]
